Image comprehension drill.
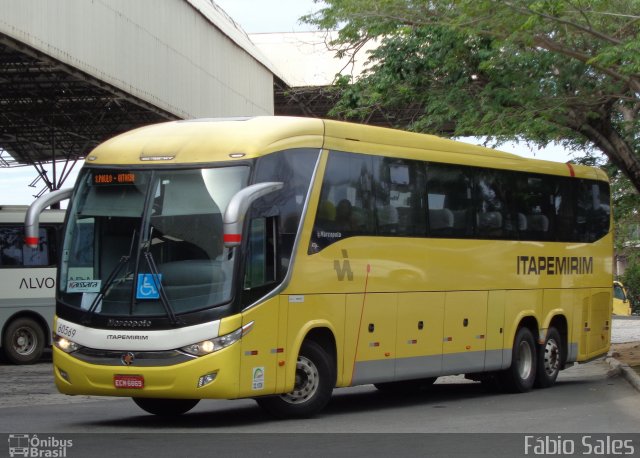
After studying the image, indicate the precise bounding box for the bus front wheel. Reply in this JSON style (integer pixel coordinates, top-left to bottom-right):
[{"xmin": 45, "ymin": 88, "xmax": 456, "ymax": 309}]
[
  {"xmin": 132, "ymin": 398, "xmax": 199, "ymax": 416},
  {"xmin": 499, "ymin": 326, "xmax": 537, "ymax": 393},
  {"xmin": 256, "ymin": 340, "xmax": 335, "ymax": 418},
  {"xmin": 3, "ymin": 317, "xmax": 45, "ymax": 365}
]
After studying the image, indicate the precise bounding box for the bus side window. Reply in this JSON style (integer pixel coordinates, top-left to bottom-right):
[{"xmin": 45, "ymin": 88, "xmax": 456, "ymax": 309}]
[
  {"xmin": 310, "ymin": 151, "xmax": 375, "ymax": 253},
  {"xmin": 244, "ymin": 216, "xmax": 278, "ymax": 290},
  {"xmin": 374, "ymin": 158, "xmax": 426, "ymax": 236},
  {"xmin": 475, "ymin": 170, "xmax": 508, "ymax": 239},
  {"xmin": 576, "ymin": 180, "xmax": 611, "ymax": 242},
  {"xmin": 426, "ymin": 163, "xmax": 474, "ymax": 238},
  {"xmin": 0, "ymin": 226, "xmax": 51, "ymax": 267}
]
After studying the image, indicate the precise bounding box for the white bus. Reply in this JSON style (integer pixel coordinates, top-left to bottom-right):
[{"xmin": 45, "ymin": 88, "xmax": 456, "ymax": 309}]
[{"xmin": 0, "ymin": 205, "xmax": 64, "ymax": 364}]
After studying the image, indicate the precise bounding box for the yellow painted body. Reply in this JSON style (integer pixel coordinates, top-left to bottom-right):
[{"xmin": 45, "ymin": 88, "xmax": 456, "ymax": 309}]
[
  {"xmin": 612, "ymin": 281, "xmax": 632, "ymax": 316},
  {"xmin": 54, "ymin": 117, "xmax": 613, "ymax": 399}
]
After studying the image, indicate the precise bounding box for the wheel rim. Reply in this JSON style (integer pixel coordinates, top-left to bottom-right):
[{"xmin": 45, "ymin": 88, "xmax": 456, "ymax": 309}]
[
  {"xmin": 280, "ymin": 355, "xmax": 319, "ymax": 405},
  {"xmin": 516, "ymin": 340, "xmax": 533, "ymax": 380},
  {"xmin": 13, "ymin": 326, "xmax": 38, "ymax": 356},
  {"xmin": 543, "ymin": 338, "xmax": 560, "ymax": 376}
]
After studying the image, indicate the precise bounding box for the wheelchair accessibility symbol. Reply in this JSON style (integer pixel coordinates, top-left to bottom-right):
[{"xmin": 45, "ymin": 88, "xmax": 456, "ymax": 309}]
[{"xmin": 136, "ymin": 273, "xmax": 162, "ymax": 299}]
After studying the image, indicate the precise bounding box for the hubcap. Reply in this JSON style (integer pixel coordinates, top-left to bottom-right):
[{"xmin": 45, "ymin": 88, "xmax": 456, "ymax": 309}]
[
  {"xmin": 516, "ymin": 340, "xmax": 533, "ymax": 380},
  {"xmin": 543, "ymin": 338, "xmax": 560, "ymax": 376},
  {"xmin": 280, "ymin": 355, "xmax": 319, "ymax": 405},
  {"xmin": 13, "ymin": 327, "xmax": 37, "ymax": 356}
]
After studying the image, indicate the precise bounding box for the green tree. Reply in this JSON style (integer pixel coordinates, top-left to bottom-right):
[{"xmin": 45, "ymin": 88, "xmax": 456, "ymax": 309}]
[{"xmin": 304, "ymin": 0, "xmax": 640, "ymax": 191}]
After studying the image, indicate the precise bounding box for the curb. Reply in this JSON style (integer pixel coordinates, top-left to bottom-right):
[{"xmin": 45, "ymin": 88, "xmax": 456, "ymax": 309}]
[{"xmin": 606, "ymin": 354, "xmax": 640, "ymax": 393}]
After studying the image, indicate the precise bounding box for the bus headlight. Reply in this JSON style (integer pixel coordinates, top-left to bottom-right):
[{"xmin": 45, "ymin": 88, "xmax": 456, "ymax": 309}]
[
  {"xmin": 53, "ymin": 334, "xmax": 82, "ymax": 353},
  {"xmin": 181, "ymin": 321, "xmax": 254, "ymax": 357}
]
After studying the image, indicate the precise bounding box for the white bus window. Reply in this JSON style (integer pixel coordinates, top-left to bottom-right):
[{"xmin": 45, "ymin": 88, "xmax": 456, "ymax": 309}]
[{"xmin": 0, "ymin": 227, "xmax": 51, "ymax": 267}]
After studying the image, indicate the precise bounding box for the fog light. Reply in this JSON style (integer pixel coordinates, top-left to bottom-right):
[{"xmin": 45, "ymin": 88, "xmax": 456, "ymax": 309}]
[
  {"xmin": 198, "ymin": 372, "xmax": 217, "ymax": 388},
  {"xmin": 57, "ymin": 367, "xmax": 70, "ymax": 383}
]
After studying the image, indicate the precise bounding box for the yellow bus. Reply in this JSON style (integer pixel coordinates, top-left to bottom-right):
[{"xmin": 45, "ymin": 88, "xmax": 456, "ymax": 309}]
[{"xmin": 25, "ymin": 117, "xmax": 613, "ymax": 417}]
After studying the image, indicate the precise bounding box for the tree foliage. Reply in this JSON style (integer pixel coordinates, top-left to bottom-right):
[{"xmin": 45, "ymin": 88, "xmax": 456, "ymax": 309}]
[{"xmin": 303, "ymin": 0, "xmax": 640, "ymax": 191}]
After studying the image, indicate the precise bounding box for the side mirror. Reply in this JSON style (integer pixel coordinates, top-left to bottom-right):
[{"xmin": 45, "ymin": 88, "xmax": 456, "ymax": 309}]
[
  {"xmin": 24, "ymin": 188, "xmax": 73, "ymax": 247},
  {"xmin": 223, "ymin": 182, "xmax": 283, "ymax": 248}
]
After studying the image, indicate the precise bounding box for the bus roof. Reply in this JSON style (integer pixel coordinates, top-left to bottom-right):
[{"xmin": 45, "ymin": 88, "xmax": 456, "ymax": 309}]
[{"xmin": 86, "ymin": 117, "xmax": 606, "ymax": 181}]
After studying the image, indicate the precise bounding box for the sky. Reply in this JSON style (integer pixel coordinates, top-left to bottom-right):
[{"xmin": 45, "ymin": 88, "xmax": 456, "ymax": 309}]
[{"xmin": 0, "ymin": 0, "xmax": 578, "ymax": 206}]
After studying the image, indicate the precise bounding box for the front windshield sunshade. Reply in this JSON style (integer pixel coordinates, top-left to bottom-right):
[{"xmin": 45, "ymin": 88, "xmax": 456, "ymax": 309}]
[{"xmin": 60, "ymin": 166, "xmax": 249, "ymax": 317}]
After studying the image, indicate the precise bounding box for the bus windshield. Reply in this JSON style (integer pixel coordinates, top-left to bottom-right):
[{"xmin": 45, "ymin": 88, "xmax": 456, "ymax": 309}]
[{"xmin": 59, "ymin": 166, "xmax": 249, "ymax": 317}]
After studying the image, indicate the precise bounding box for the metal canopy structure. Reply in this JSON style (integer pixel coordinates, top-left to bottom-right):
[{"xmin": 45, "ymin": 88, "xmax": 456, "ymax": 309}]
[
  {"xmin": 274, "ymin": 83, "xmax": 437, "ymax": 129},
  {"xmin": 0, "ymin": 33, "xmax": 177, "ymax": 196}
]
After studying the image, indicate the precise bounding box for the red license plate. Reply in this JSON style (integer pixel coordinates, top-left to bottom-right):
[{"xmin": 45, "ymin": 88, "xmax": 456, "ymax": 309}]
[{"xmin": 114, "ymin": 374, "xmax": 144, "ymax": 389}]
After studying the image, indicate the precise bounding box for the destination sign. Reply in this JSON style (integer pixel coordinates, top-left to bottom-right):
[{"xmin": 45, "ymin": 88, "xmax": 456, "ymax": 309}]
[{"xmin": 93, "ymin": 171, "xmax": 137, "ymax": 185}]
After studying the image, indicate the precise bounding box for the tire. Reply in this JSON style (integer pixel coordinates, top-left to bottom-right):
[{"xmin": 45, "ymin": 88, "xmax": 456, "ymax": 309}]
[
  {"xmin": 499, "ymin": 327, "xmax": 537, "ymax": 393},
  {"xmin": 535, "ymin": 327, "xmax": 563, "ymax": 389},
  {"xmin": 2, "ymin": 317, "xmax": 45, "ymax": 364},
  {"xmin": 374, "ymin": 377, "xmax": 437, "ymax": 393},
  {"xmin": 132, "ymin": 398, "xmax": 200, "ymax": 416},
  {"xmin": 256, "ymin": 340, "xmax": 335, "ymax": 418}
]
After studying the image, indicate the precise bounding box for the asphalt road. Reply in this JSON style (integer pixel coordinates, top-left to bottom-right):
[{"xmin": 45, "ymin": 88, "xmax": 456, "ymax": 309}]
[{"xmin": 1, "ymin": 318, "xmax": 639, "ymax": 457}]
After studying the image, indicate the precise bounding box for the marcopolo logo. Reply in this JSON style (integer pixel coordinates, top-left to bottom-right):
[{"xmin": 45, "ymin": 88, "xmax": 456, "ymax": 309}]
[{"xmin": 8, "ymin": 434, "xmax": 73, "ymax": 457}]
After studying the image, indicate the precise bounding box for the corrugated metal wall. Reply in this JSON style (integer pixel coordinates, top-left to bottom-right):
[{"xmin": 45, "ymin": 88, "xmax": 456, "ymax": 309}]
[{"xmin": 0, "ymin": 0, "xmax": 275, "ymax": 118}]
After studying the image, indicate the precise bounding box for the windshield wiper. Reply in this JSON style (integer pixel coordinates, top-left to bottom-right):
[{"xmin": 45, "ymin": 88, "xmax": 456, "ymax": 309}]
[
  {"xmin": 142, "ymin": 226, "xmax": 180, "ymax": 326},
  {"xmin": 82, "ymin": 229, "xmax": 137, "ymax": 325}
]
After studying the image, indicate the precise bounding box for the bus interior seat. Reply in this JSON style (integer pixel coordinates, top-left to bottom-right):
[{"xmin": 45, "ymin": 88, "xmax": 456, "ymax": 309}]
[
  {"xmin": 517, "ymin": 213, "xmax": 527, "ymax": 231},
  {"xmin": 526, "ymin": 214, "xmax": 549, "ymax": 233},
  {"xmin": 477, "ymin": 211, "xmax": 503, "ymax": 237},
  {"xmin": 429, "ymin": 208, "xmax": 454, "ymax": 233}
]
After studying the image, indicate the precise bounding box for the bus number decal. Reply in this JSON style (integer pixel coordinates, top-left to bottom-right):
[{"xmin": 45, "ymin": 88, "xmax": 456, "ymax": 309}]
[{"xmin": 57, "ymin": 323, "xmax": 77, "ymax": 339}]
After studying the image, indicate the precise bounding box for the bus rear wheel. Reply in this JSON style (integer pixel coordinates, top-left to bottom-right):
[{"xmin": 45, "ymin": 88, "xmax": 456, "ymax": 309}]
[
  {"xmin": 132, "ymin": 398, "xmax": 199, "ymax": 416},
  {"xmin": 499, "ymin": 326, "xmax": 537, "ymax": 393},
  {"xmin": 256, "ymin": 340, "xmax": 335, "ymax": 418},
  {"xmin": 3, "ymin": 317, "xmax": 45, "ymax": 365},
  {"xmin": 535, "ymin": 327, "xmax": 563, "ymax": 388}
]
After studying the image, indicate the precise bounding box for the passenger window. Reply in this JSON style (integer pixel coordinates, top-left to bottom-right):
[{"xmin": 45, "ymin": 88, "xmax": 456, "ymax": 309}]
[
  {"xmin": 576, "ymin": 180, "xmax": 611, "ymax": 242},
  {"xmin": 310, "ymin": 151, "xmax": 375, "ymax": 252},
  {"xmin": 512, "ymin": 174, "xmax": 555, "ymax": 241},
  {"xmin": 426, "ymin": 163, "xmax": 474, "ymax": 237},
  {"xmin": 476, "ymin": 170, "xmax": 508, "ymax": 239},
  {"xmin": 0, "ymin": 226, "xmax": 52, "ymax": 267},
  {"xmin": 374, "ymin": 158, "xmax": 426, "ymax": 236}
]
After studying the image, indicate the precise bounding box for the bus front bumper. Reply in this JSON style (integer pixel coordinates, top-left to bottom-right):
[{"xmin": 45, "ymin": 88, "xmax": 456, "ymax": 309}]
[{"xmin": 52, "ymin": 345, "xmax": 241, "ymax": 399}]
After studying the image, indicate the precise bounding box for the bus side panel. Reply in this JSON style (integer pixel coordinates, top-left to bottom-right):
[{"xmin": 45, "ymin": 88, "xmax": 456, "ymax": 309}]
[
  {"xmin": 442, "ymin": 291, "xmax": 488, "ymax": 374},
  {"xmin": 395, "ymin": 292, "xmax": 444, "ymax": 381},
  {"xmin": 284, "ymin": 293, "xmax": 346, "ymax": 391},
  {"xmin": 577, "ymin": 289, "xmax": 591, "ymax": 361},
  {"xmin": 542, "ymin": 289, "xmax": 575, "ymax": 359},
  {"xmin": 574, "ymin": 288, "xmax": 611, "ymax": 361},
  {"xmin": 238, "ymin": 297, "xmax": 280, "ymax": 397},
  {"xmin": 586, "ymin": 288, "xmax": 612, "ymax": 359},
  {"xmin": 349, "ymin": 293, "xmax": 397, "ymax": 385},
  {"xmin": 485, "ymin": 290, "xmax": 506, "ymax": 371},
  {"xmin": 503, "ymin": 289, "xmax": 543, "ymax": 367}
]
